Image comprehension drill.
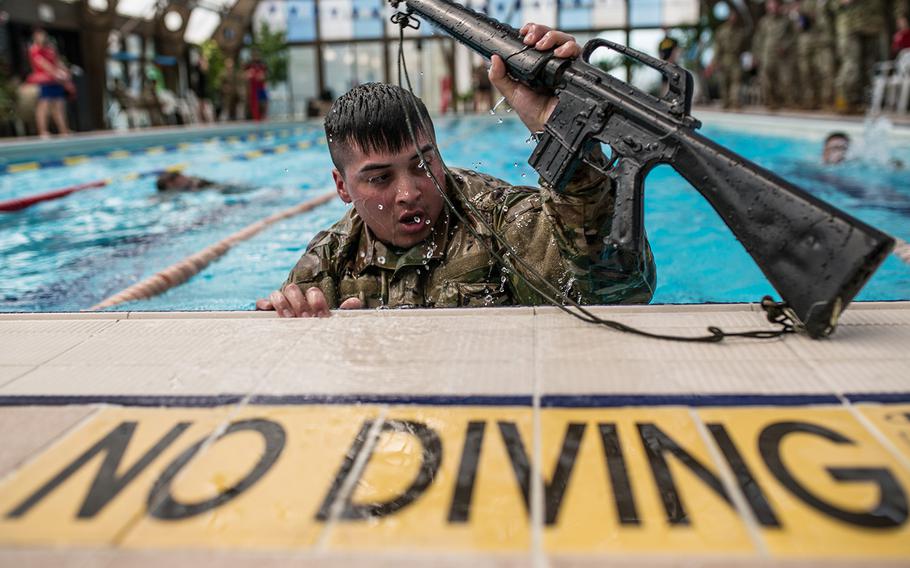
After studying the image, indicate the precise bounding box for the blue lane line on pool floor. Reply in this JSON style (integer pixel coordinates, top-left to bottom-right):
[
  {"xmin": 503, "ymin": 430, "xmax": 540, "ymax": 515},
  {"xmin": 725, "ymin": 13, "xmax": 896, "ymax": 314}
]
[{"xmin": 1, "ymin": 392, "xmax": 907, "ymax": 408}]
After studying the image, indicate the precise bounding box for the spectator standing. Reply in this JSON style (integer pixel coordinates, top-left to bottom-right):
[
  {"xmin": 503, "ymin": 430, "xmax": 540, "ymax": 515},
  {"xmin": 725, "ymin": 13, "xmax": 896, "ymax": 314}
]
[
  {"xmin": 27, "ymin": 27, "xmax": 71, "ymax": 137},
  {"xmin": 472, "ymin": 61, "xmax": 493, "ymax": 111},
  {"xmin": 893, "ymin": 14, "xmax": 910, "ymax": 57},
  {"xmin": 193, "ymin": 52, "xmax": 213, "ymax": 122},
  {"xmin": 795, "ymin": 0, "xmax": 834, "ymax": 108},
  {"xmin": 713, "ymin": 10, "xmax": 748, "ymax": 109},
  {"xmin": 220, "ymin": 57, "xmax": 242, "ymax": 120},
  {"xmin": 834, "ymin": 0, "xmax": 886, "ymax": 113},
  {"xmin": 245, "ymin": 50, "xmax": 268, "ymax": 121},
  {"xmin": 753, "ymin": 0, "xmax": 799, "ymax": 110}
]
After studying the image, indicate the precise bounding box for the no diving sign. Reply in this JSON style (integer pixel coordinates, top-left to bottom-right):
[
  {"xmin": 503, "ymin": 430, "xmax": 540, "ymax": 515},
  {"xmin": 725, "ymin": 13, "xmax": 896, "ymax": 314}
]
[{"xmin": 0, "ymin": 400, "xmax": 908, "ymax": 557}]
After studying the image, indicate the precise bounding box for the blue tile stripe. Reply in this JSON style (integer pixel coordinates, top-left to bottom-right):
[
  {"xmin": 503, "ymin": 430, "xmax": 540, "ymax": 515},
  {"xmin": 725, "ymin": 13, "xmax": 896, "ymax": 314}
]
[
  {"xmin": 0, "ymin": 392, "xmax": 905, "ymax": 408},
  {"xmin": 1, "ymin": 127, "xmax": 312, "ymax": 175}
]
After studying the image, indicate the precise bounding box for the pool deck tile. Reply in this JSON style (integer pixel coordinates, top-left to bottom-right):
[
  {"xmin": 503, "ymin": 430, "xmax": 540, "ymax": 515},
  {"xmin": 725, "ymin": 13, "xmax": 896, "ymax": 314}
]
[{"xmin": 0, "ymin": 302, "xmax": 908, "ymax": 564}]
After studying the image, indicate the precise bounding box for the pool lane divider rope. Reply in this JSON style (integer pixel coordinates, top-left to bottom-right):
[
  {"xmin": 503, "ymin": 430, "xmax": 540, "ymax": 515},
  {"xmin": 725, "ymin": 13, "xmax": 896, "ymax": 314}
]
[
  {"xmin": 88, "ymin": 190, "xmax": 336, "ymax": 311},
  {"xmin": 0, "ymin": 137, "xmax": 326, "ymax": 213}
]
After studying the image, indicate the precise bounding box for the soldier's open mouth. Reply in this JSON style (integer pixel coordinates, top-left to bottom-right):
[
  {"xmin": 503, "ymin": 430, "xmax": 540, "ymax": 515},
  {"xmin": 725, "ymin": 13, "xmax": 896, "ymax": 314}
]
[{"xmin": 398, "ymin": 211, "xmax": 427, "ymax": 233}]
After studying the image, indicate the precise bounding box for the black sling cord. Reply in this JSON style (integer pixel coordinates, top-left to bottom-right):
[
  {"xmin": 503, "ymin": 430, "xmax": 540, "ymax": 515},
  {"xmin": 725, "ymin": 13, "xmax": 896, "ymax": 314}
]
[{"xmin": 393, "ymin": 15, "xmax": 795, "ymax": 343}]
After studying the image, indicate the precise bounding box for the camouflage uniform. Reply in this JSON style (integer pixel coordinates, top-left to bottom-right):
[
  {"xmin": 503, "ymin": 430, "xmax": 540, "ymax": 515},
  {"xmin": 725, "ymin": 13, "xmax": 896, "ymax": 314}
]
[
  {"xmin": 834, "ymin": 0, "xmax": 886, "ymax": 109},
  {"xmin": 753, "ymin": 10, "xmax": 799, "ymax": 109},
  {"xmin": 283, "ymin": 147, "xmax": 656, "ymax": 309},
  {"xmin": 796, "ymin": 0, "xmax": 837, "ymax": 108},
  {"xmin": 714, "ymin": 19, "xmax": 748, "ymax": 108}
]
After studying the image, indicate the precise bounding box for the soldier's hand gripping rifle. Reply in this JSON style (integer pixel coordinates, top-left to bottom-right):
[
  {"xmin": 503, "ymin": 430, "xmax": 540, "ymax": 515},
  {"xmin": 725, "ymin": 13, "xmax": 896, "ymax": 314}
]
[{"xmin": 389, "ymin": 0, "xmax": 895, "ymax": 338}]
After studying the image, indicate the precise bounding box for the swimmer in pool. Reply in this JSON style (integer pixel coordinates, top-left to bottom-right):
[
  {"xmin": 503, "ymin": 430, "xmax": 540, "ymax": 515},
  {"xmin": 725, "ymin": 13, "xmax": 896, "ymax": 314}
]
[
  {"xmin": 155, "ymin": 172, "xmax": 252, "ymax": 194},
  {"xmin": 822, "ymin": 132, "xmax": 905, "ymax": 169}
]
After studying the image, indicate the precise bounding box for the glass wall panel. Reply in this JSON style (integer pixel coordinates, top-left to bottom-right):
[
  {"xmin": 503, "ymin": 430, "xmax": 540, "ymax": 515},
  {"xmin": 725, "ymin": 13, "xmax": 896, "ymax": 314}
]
[
  {"xmin": 321, "ymin": 0, "xmax": 354, "ymax": 40},
  {"xmin": 592, "ymin": 0, "xmax": 626, "ymax": 28},
  {"xmin": 253, "ymin": 0, "xmax": 287, "ymax": 33},
  {"xmin": 559, "ymin": 0, "xmax": 594, "ymax": 31},
  {"xmin": 662, "ymin": 0, "xmax": 698, "ymax": 26},
  {"xmin": 353, "ymin": 0, "xmax": 384, "ymax": 38},
  {"xmin": 629, "ymin": 0, "xmax": 661, "ymax": 27},
  {"xmin": 522, "ymin": 0, "xmax": 558, "ymax": 27},
  {"xmin": 324, "ymin": 44, "xmax": 355, "ymax": 96},
  {"xmin": 289, "ymin": 46, "xmax": 318, "ymax": 116},
  {"xmin": 288, "ymin": 0, "xmax": 317, "ymax": 42}
]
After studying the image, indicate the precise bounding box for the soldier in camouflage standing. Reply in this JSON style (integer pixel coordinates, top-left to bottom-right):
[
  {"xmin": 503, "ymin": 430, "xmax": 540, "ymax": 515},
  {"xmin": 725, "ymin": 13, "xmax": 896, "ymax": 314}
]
[
  {"xmin": 795, "ymin": 0, "xmax": 835, "ymax": 108},
  {"xmin": 257, "ymin": 23, "xmax": 655, "ymax": 317},
  {"xmin": 753, "ymin": 0, "xmax": 799, "ymax": 110},
  {"xmin": 834, "ymin": 0, "xmax": 886, "ymax": 113},
  {"xmin": 713, "ymin": 10, "xmax": 749, "ymax": 109}
]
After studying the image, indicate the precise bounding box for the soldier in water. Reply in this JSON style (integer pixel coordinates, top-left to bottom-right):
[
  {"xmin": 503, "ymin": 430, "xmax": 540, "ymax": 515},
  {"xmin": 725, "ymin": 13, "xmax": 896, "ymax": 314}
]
[{"xmin": 256, "ymin": 24, "xmax": 655, "ymax": 317}]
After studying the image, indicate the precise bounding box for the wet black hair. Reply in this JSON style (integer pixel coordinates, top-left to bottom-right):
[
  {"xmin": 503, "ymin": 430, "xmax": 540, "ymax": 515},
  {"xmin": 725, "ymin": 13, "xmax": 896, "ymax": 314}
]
[
  {"xmin": 324, "ymin": 83, "xmax": 435, "ymax": 174},
  {"xmin": 156, "ymin": 171, "xmax": 180, "ymax": 191},
  {"xmin": 825, "ymin": 131, "xmax": 850, "ymax": 144}
]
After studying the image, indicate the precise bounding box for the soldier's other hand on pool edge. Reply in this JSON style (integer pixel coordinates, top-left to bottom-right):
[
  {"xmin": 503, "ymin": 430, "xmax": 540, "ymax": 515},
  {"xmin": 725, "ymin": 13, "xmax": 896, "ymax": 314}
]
[
  {"xmin": 488, "ymin": 23, "xmax": 581, "ymax": 134},
  {"xmin": 255, "ymin": 284, "xmax": 363, "ymax": 317}
]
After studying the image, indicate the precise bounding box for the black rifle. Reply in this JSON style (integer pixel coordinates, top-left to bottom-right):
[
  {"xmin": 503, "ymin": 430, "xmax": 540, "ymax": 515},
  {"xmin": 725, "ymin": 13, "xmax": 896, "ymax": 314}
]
[{"xmin": 389, "ymin": 0, "xmax": 895, "ymax": 338}]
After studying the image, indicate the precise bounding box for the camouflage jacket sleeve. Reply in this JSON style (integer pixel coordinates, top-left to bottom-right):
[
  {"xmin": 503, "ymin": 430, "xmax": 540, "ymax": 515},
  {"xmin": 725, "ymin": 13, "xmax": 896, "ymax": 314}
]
[
  {"xmin": 496, "ymin": 144, "xmax": 656, "ymax": 305},
  {"xmin": 281, "ymin": 228, "xmax": 342, "ymax": 309}
]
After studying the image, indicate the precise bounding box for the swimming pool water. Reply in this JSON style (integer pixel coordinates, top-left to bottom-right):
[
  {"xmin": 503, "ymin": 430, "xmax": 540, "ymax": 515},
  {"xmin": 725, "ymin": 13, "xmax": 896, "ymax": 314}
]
[{"xmin": 1, "ymin": 116, "xmax": 908, "ymax": 312}]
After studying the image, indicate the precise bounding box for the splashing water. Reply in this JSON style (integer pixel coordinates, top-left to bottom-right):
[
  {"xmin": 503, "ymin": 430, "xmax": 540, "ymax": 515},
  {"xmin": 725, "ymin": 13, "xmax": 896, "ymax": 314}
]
[
  {"xmin": 490, "ymin": 96, "xmax": 507, "ymax": 115},
  {"xmin": 378, "ymin": 204, "xmax": 383, "ymax": 210}
]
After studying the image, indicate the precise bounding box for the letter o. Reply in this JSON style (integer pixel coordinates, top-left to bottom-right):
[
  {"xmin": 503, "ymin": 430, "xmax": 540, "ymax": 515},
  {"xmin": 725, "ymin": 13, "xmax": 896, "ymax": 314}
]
[{"xmin": 147, "ymin": 419, "xmax": 286, "ymax": 520}]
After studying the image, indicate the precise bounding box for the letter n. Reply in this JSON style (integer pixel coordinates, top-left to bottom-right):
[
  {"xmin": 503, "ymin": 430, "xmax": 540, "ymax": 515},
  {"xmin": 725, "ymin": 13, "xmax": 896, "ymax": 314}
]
[
  {"xmin": 637, "ymin": 422, "xmax": 732, "ymax": 525},
  {"xmin": 6, "ymin": 421, "xmax": 190, "ymax": 519}
]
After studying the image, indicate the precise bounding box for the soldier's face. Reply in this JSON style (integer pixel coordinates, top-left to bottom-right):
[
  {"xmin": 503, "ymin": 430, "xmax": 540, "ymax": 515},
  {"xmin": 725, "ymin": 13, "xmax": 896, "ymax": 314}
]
[{"xmin": 333, "ymin": 136, "xmax": 447, "ymax": 249}]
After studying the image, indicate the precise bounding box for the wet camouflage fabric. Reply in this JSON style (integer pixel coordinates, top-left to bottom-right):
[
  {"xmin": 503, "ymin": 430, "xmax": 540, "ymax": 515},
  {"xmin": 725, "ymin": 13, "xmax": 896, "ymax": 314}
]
[
  {"xmin": 283, "ymin": 147, "xmax": 656, "ymax": 309},
  {"xmin": 714, "ymin": 20, "xmax": 748, "ymax": 108},
  {"xmin": 753, "ymin": 12, "xmax": 799, "ymax": 108}
]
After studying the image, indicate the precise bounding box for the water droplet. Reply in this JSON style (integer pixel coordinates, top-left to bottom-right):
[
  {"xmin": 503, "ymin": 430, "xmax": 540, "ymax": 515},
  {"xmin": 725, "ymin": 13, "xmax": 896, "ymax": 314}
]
[
  {"xmin": 425, "ymin": 218, "xmax": 431, "ymax": 225},
  {"xmin": 377, "ymin": 255, "xmax": 386, "ymax": 264},
  {"xmin": 497, "ymin": 118, "xmax": 503, "ymax": 124},
  {"xmin": 513, "ymin": 162, "xmax": 519, "ymax": 167},
  {"xmin": 378, "ymin": 204, "xmax": 383, "ymax": 210},
  {"xmin": 489, "ymin": 109, "xmax": 496, "ymax": 115},
  {"xmin": 417, "ymin": 160, "xmax": 425, "ymax": 169},
  {"xmin": 422, "ymin": 259, "xmax": 428, "ymax": 265},
  {"xmin": 360, "ymin": 251, "xmax": 366, "ymax": 257},
  {"xmin": 284, "ymin": 168, "xmax": 289, "ymax": 173},
  {"xmin": 413, "ymin": 215, "xmax": 421, "ymax": 223},
  {"xmin": 484, "ymin": 294, "xmax": 493, "ymax": 303},
  {"xmin": 521, "ymin": 173, "xmax": 527, "ymax": 178}
]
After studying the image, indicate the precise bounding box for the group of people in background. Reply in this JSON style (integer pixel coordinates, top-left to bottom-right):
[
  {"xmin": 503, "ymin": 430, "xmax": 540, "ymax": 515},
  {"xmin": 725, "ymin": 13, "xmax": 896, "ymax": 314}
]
[{"xmin": 712, "ymin": 0, "xmax": 909, "ymax": 113}]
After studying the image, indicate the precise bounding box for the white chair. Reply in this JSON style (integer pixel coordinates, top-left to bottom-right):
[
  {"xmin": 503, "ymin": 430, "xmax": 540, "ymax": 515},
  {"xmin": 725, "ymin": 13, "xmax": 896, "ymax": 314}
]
[{"xmin": 871, "ymin": 49, "xmax": 910, "ymax": 115}]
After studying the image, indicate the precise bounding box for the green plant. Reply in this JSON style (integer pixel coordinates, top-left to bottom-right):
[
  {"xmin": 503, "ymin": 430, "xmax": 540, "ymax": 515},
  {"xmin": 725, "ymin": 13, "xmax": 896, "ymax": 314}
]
[
  {"xmin": 253, "ymin": 23, "xmax": 288, "ymax": 86},
  {"xmin": 202, "ymin": 39, "xmax": 225, "ymax": 97}
]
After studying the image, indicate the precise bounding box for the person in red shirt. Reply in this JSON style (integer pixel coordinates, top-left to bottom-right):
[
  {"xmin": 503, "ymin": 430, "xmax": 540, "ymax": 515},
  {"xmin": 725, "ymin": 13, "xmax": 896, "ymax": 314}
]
[
  {"xmin": 893, "ymin": 15, "xmax": 910, "ymax": 58},
  {"xmin": 27, "ymin": 27, "xmax": 71, "ymax": 137},
  {"xmin": 244, "ymin": 50, "xmax": 268, "ymax": 121}
]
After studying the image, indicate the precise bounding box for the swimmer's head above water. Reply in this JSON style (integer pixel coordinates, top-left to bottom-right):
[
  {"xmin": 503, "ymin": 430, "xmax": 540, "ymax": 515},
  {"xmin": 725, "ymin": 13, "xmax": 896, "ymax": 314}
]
[
  {"xmin": 822, "ymin": 132, "xmax": 850, "ymax": 165},
  {"xmin": 156, "ymin": 172, "xmax": 214, "ymax": 192}
]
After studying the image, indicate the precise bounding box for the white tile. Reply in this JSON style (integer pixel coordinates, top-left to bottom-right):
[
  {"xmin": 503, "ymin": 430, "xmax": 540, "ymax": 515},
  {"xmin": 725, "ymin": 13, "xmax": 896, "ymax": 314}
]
[
  {"xmin": 0, "ymin": 320, "xmax": 117, "ymax": 365},
  {"xmin": 0, "ymin": 406, "xmax": 97, "ymax": 478}
]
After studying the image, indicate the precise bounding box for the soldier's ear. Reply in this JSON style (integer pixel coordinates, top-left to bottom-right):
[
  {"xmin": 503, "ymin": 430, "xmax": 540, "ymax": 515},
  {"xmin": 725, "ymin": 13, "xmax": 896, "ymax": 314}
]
[{"xmin": 333, "ymin": 169, "xmax": 352, "ymax": 204}]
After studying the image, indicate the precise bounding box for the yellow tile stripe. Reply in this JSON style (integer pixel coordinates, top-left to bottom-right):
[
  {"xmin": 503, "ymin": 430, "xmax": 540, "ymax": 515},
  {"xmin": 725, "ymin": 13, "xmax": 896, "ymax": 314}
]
[
  {"xmin": 7, "ymin": 162, "xmax": 40, "ymax": 173},
  {"xmin": 0, "ymin": 403, "xmax": 907, "ymax": 556},
  {"xmin": 108, "ymin": 150, "xmax": 130, "ymax": 159},
  {"xmin": 63, "ymin": 156, "xmax": 89, "ymax": 166}
]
